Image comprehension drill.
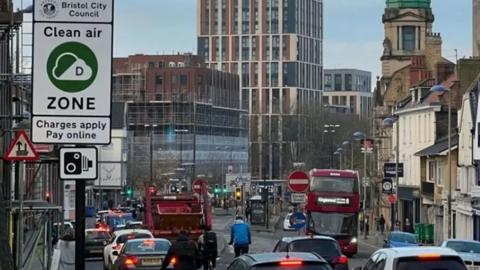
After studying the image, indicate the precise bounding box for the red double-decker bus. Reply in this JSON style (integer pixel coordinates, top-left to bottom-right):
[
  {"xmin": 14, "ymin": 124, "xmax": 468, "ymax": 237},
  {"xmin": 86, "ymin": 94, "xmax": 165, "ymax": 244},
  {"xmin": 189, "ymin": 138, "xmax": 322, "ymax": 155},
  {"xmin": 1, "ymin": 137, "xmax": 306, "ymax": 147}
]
[{"xmin": 305, "ymin": 169, "xmax": 360, "ymax": 256}]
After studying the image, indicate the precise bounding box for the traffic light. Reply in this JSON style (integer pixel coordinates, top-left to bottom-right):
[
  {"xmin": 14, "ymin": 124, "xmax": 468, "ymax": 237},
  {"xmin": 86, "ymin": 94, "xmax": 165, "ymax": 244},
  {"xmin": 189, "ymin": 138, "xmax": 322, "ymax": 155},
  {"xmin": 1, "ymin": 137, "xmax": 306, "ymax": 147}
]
[
  {"xmin": 214, "ymin": 184, "xmax": 220, "ymax": 193},
  {"xmin": 126, "ymin": 186, "xmax": 133, "ymax": 197},
  {"xmin": 148, "ymin": 186, "xmax": 155, "ymax": 195},
  {"xmin": 45, "ymin": 192, "xmax": 51, "ymax": 203},
  {"xmin": 235, "ymin": 187, "xmax": 241, "ymax": 201},
  {"xmin": 223, "ymin": 184, "xmax": 228, "ymax": 193}
]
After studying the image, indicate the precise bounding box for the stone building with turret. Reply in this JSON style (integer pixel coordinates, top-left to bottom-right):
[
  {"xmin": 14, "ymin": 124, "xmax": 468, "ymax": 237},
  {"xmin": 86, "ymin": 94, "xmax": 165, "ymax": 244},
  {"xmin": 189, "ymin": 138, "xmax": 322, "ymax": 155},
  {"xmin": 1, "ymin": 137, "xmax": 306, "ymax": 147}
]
[{"xmin": 373, "ymin": 0, "xmax": 455, "ymax": 232}]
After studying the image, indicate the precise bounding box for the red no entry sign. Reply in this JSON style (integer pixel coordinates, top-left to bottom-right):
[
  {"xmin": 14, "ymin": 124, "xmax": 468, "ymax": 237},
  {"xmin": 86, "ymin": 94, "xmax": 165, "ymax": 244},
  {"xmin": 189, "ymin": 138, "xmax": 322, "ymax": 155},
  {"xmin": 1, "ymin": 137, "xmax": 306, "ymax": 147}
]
[
  {"xmin": 388, "ymin": 194, "xmax": 397, "ymax": 204},
  {"xmin": 288, "ymin": 171, "xmax": 310, "ymax": 193}
]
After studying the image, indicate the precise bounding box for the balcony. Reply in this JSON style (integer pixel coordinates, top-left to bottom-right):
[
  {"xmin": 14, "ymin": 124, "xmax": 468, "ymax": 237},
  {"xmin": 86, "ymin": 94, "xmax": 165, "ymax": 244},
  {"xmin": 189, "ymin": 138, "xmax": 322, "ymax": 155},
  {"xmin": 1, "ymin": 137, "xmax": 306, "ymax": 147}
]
[{"xmin": 421, "ymin": 181, "xmax": 434, "ymax": 197}]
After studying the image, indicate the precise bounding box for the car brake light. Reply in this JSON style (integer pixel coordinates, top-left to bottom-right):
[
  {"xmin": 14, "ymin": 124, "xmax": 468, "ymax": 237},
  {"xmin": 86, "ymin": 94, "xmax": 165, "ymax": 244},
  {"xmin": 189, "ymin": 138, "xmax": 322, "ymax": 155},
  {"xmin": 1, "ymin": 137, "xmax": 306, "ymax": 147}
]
[
  {"xmin": 337, "ymin": 255, "xmax": 348, "ymax": 265},
  {"xmin": 124, "ymin": 256, "xmax": 139, "ymax": 268},
  {"xmin": 170, "ymin": 257, "xmax": 177, "ymax": 265},
  {"xmin": 280, "ymin": 260, "xmax": 303, "ymax": 266},
  {"xmin": 417, "ymin": 253, "xmax": 441, "ymax": 261}
]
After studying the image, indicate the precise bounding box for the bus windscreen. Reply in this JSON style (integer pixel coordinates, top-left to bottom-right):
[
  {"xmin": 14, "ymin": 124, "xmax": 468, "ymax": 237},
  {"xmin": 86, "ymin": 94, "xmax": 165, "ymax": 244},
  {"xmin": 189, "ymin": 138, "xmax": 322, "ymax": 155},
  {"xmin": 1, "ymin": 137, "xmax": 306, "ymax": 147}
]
[
  {"xmin": 308, "ymin": 212, "xmax": 357, "ymax": 236},
  {"xmin": 310, "ymin": 177, "xmax": 358, "ymax": 193}
]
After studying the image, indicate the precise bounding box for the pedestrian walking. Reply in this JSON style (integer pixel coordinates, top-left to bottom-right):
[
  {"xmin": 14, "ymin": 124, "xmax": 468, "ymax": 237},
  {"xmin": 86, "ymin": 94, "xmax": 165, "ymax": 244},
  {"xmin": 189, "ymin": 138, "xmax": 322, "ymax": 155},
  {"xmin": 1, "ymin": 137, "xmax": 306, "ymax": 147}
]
[
  {"xmin": 198, "ymin": 226, "xmax": 218, "ymax": 270},
  {"xmin": 379, "ymin": 214, "xmax": 386, "ymax": 235},
  {"xmin": 229, "ymin": 216, "xmax": 251, "ymax": 257},
  {"xmin": 245, "ymin": 204, "xmax": 251, "ymax": 222},
  {"xmin": 161, "ymin": 230, "xmax": 200, "ymax": 270},
  {"xmin": 57, "ymin": 228, "xmax": 75, "ymax": 270}
]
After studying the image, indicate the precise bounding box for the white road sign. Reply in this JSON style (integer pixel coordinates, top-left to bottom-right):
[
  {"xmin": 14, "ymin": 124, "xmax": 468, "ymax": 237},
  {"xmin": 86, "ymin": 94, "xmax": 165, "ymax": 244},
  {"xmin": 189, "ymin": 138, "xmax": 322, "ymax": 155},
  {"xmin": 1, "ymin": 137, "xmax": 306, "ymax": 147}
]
[
  {"xmin": 290, "ymin": 193, "xmax": 306, "ymax": 204},
  {"xmin": 34, "ymin": 0, "xmax": 113, "ymax": 23},
  {"xmin": 32, "ymin": 0, "xmax": 113, "ymax": 145},
  {"xmin": 60, "ymin": 147, "xmax": 98, "ymax": 180},
  {"xmin": 33, "ymin": 23, "xmax": 112, "ymax": 116},
  {"xmin": 32, "ymin": 116, "xmax": 110, "ymax": 144}
]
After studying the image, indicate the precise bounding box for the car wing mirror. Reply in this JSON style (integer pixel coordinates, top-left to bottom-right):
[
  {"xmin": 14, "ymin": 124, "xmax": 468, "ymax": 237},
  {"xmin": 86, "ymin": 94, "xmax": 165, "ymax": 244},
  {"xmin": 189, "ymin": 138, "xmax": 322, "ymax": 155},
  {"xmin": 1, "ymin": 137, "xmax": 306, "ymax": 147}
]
[{"xmin": 112, "ymin": 251, "xmax": 119, "ymax": 256}]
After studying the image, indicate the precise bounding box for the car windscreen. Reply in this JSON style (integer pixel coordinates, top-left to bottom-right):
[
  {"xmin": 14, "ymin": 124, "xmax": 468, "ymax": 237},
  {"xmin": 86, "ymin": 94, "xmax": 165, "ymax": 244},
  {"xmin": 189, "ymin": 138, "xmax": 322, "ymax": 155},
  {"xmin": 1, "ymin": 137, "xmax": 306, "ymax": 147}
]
[
  {"xmin": 125, "ymin": 240, "xmax": 170, "ymax": 254},
  {"xmin": 310, "ymin": 176, "xmax": 358, "ymax": 193},
  {"xmin": 446, "ymin": 241, "xmax": 480, "ymax": 253},
  {"xmin": 86, "ymin": 231, "xmax": 110, "ymax": 240},
  {"xmin": 288, "ymin": 240, "xmax": 341, "ymax": 260},
  {"xmin": 117, "ymin": 233, "xmax": 152, "ymax": 244},
  {"xmin": 396, "ymin": 258, "xmax": 467, "ymax": 270},
  {"xmin": 251, "ymin": 264, "xmax": 330, "ymax": 270},
  {"xmin": 391, "ymin": 233, "xmax": 416, "ymax": 243},
  {"xmin": 308, "ymin": 212, "xmax": 357, "ymax": 236}
]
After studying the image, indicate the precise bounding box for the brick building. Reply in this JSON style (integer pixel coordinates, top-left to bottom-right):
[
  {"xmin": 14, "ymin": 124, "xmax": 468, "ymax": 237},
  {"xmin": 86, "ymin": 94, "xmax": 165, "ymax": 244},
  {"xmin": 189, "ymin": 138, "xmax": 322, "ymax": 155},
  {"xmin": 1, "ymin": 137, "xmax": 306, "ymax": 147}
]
[{"xmin": 112, "ymin": 54, "xmax": 248, "ymax": 189}]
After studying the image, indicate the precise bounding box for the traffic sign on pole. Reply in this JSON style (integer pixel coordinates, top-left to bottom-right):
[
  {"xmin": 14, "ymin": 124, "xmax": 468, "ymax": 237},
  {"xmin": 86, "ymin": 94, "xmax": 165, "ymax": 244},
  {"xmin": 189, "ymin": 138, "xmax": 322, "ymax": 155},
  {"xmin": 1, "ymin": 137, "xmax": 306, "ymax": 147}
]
[
  {"xmin": 288, "ymin": 171, "xmax": 310, "ymax": 193},
  {"xmin": 388, "ymin": 194, "xmax": 397, "ymax": 204},
  {"xmin": 3, "ymin": 130, "xmax": 40, "ymax": 161},
  {"xmin": 31, "ymin": 0, "xmax": 113, "ymax": 144},
  {"xmin": 289, "ymin": 212, "xmax": 307, "ymax": 231}
]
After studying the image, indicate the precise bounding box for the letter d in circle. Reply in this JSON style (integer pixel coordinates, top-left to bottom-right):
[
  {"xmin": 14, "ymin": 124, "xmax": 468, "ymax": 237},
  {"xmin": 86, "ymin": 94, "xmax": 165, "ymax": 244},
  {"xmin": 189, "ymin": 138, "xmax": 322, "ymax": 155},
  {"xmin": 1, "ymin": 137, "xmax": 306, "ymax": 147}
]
[{"xmin": 76, "ymin": 66, "xmax": 84, "ymax": 76}]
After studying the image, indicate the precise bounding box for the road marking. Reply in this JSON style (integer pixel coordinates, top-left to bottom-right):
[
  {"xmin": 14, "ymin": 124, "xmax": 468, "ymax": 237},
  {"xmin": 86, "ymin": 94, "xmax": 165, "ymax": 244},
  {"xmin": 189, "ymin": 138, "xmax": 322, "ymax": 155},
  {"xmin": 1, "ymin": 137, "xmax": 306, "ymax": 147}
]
[{"xmin": 359, "ymin": 240, "xmax": 381, "ymax": 250}]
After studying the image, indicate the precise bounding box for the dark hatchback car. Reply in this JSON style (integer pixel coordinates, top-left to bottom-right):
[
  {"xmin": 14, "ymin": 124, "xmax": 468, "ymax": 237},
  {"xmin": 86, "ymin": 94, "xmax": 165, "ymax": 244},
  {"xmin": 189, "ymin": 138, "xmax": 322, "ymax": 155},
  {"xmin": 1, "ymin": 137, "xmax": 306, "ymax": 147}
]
[
  {"xmin": 85, "ymin": 228, "xmax": 111, "ymax": 257},
  {"xmin": 227, "ymin": 252, "xmax": 332, "ymax": 270},
  {"xmin": 273, "ymin": 236, "xmax": 348, "ymax": 270},
  {"xmin": 112, "ymin": 238, "xmax": 171, "ymax": 270}
]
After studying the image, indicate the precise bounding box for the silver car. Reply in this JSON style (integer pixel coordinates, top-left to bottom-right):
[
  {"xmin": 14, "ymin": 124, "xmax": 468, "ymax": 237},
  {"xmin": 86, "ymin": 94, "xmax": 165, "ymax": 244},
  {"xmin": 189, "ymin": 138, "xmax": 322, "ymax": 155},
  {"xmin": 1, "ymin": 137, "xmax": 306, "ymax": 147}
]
[
  {"xmin": 353, "ymin": 247, "xmax": 467, "ymax": 270},
  {"xmin": 441, "ymin": 239, "xmax": 480, "ymax": 269}
]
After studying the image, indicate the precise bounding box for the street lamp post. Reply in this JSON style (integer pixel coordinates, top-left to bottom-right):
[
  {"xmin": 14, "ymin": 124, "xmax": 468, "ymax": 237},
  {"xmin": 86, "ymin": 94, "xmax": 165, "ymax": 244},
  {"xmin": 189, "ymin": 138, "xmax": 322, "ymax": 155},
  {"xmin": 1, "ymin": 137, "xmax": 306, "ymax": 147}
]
[
  {"xmin": 145, "ymin": 124, "xmax": 158, "ymax": 184},
  {"xmin": 354, "ymin": 131, "xmax": 368, "ymax": 238},
  {"xmin": 342, "ymin": 140, "xmax": 353, "ymax": 170},
  {"xmin": 430, "ymin": 84, "xmax": 453, "ymax": 238},
  {"xmin": 324, "ymin": 124, "xmax": 341, "ymax": 168},
  {"xmin": 384, "ymin": 117, "xmax": 400, "ymax": 231}
]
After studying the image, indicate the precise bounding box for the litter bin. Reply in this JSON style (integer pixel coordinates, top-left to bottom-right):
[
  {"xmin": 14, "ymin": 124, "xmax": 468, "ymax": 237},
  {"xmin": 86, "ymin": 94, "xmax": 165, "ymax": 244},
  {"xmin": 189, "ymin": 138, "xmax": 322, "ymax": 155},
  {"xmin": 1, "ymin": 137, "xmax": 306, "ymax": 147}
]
[
  {"xmin": 85, "ymin": 206, "xmax": 96, "ymax": 217},
  {"xmin": 424, "ymin": 224, "xmax": 434, "ymax": 244},
  {"xmin": 414, "ymin": 223, "xmax": 424, "ymax": 242}
]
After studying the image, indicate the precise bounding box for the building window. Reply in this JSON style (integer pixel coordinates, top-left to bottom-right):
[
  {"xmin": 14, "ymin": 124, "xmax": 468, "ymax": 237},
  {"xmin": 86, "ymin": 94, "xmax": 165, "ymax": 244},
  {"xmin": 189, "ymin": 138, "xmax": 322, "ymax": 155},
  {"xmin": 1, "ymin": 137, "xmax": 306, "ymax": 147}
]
[
  {"xmin": 155, "ymin": 75, "xmax": 163, "ymax": 85},
  {"xmin": 402, "ymin": 26, "xmax": 416, "ymax": 52},
  {"xmin": 179, "ymin": 75, "xmax": 188, "ymax": 85},
  {"xmin": 334, "ymin": 74, "xmax": 342, "ymax": 91},
  {"xmin": 345, "ymin": 74, "xmax": 352, "ymax": 91},
  {"xmin": 324, "ymin": 74, "xmax": 332, "ymax": 90}
]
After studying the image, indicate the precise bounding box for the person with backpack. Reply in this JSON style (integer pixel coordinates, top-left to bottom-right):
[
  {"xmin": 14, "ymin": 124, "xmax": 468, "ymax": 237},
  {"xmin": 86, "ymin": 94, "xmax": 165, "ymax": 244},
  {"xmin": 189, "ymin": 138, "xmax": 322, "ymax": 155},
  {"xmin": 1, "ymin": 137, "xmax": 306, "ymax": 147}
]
[
  {"xmin": 198, "ymin": 226, "xmax": 218, "ymax": 270},
  {"xmin": 161, "ymin": 230, "xmax": 199, "ymax": 270},
  {"xmin": 228, "ymin": 216, "xmax": 251, "ymax": 257}
]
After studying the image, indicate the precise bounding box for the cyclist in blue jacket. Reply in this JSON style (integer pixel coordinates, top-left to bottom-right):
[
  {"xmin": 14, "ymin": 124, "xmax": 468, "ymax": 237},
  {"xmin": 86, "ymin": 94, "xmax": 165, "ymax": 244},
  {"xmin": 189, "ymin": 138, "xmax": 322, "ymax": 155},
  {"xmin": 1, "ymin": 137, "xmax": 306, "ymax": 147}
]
[{"xmin": 229, "ymin": 216, "xmax": 251, "ymax": 257}]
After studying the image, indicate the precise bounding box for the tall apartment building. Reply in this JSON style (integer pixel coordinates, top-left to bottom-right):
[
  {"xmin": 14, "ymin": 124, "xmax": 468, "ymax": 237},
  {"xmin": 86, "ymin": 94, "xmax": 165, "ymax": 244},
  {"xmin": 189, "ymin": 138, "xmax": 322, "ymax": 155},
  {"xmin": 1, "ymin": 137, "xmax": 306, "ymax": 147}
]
[
  {"xmin": 323, "ymin": 69, "xmax": 373, "ymax": 118},
  {"xmin": 112, "ymin": 54, "xmax": 248, "ymax": 187},
  {"xmin": 197, "ymin": 0, "xmax": 324, "ymax": 179},
  {"xmin": 474, "ymin": 0, "xmax": 480, "ymax": 57}
]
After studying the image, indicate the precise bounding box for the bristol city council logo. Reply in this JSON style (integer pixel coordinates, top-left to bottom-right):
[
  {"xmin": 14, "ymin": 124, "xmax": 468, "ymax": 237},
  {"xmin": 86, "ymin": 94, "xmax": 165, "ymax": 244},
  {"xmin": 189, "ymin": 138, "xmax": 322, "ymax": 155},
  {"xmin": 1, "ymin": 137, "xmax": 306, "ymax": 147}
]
[{"xmin": 39, "ymin": 0, "xmax": 58, "ymax": 18}]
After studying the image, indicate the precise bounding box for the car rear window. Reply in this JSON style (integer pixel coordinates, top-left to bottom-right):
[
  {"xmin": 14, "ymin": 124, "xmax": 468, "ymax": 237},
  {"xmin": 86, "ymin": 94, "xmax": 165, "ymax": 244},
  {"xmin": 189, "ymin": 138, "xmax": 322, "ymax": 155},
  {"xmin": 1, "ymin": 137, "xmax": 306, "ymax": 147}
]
[
  {"xmin": 125, "ymin": 240, "xmax": 170, "ymax": 253},
  {"xmin": 396, "ymin": 258, "xmax": 467, "ymax": 270},
  {"xmin": 117, "ymin": 233, "xmax": 152, "ymax": 244},
  {"xmin": 289, "ymin": 240, "xmax": 341, "ymax": 259},
  {"xmin": 86, "ymin": 231, "xmax": 110, "ymax": 240}
]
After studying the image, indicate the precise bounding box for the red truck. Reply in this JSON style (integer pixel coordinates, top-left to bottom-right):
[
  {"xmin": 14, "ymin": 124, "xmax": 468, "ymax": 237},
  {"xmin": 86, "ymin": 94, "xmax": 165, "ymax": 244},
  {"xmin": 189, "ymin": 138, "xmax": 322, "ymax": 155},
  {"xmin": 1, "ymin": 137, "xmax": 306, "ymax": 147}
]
[{"xmin": 143, "ymin": 182, "xmax": 212, "ymax": 241}]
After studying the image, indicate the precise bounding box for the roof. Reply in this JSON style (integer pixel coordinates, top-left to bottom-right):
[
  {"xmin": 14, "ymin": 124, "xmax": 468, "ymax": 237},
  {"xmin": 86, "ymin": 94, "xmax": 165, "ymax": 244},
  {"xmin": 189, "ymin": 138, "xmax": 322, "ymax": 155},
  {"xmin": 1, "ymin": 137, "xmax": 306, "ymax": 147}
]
[
  {"xmin": 240, "ymin": 252, "xmax": 326, "ymax": 265},
  {"xmin": 378, "ymin": 247, "xmax": 460, "ymax": 257},
  {"xmin": 415, "ymin": 135, "xmax": 459, "ymax": 157},
  {"xmin": 387, "ymin": 0, "xmax": 431, "ymax": 9},
  {"xmin": 443, "ymin": 239, "xmax": 480, "ymax": 244},
  {"xmin": 280, "ymin": 235, "xmax": 337, "ymax": 243}
]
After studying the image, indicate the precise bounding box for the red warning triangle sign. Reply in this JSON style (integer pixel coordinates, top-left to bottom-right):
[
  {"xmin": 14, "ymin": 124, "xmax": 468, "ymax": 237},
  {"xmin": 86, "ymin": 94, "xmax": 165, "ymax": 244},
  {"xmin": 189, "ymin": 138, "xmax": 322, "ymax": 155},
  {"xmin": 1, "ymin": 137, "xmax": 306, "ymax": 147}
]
[{"xmin": 3, "ymin": 130, "xmax": 40, "ymax": 161}]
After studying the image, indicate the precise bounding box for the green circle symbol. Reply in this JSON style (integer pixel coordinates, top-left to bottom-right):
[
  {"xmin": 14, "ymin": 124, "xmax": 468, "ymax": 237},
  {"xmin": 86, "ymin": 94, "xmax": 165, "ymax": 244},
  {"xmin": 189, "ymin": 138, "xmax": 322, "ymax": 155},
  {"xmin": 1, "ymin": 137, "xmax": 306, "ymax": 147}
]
[{"xmin": 47, "ymin": 42, "xmax": 98, "ymax": 93}]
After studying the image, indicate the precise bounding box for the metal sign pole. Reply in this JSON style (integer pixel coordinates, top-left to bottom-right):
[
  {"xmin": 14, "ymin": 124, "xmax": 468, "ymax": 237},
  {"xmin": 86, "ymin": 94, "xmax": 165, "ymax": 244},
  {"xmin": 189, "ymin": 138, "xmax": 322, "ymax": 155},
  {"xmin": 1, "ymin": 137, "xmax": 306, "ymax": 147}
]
[{"xmin": 75, "ymin": 179, "xmax": 86, "ymax": 270}]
